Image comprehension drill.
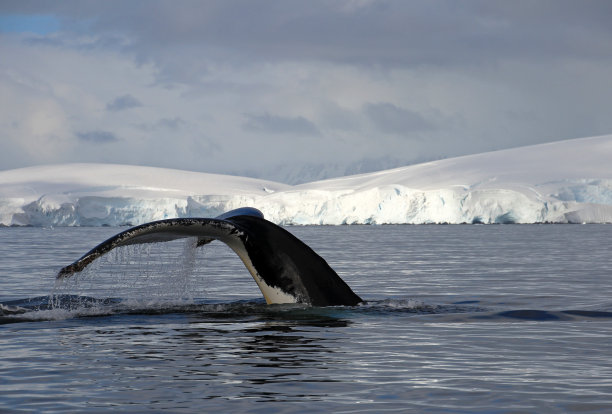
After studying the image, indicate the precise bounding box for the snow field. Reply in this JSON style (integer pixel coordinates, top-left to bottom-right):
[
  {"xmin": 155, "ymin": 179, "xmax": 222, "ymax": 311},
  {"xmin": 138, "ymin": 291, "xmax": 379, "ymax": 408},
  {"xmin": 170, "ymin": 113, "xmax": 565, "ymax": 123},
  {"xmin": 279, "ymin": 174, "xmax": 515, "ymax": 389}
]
[{"xmin": 1, "ymin": 135, "xmax": 611, "ymax": 226}]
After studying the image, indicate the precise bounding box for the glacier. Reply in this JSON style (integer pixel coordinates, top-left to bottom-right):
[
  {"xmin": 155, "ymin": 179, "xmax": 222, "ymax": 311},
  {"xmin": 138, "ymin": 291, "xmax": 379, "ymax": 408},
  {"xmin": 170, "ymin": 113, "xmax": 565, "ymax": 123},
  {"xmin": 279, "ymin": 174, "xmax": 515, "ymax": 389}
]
[{"xmin": 1, "ymin": 134, "xmax": 612, "ymax": 226}]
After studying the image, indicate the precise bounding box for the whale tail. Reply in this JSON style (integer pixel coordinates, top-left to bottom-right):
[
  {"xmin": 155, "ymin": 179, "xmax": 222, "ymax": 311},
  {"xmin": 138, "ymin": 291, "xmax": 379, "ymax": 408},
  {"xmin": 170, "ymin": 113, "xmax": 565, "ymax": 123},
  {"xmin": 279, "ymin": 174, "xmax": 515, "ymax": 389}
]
[{"xmin": 57, "ymin": 208, "xmax": 363, "ymax": 306}]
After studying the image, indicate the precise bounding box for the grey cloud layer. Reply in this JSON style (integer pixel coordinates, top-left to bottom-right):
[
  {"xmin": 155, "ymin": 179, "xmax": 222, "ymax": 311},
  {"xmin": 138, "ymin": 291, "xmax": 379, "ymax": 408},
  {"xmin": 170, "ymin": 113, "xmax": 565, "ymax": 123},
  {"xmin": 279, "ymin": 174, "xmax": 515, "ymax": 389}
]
[
  {"xmin": 364, "ymin": 103, "xmax": 434, "ymax": 135},
  {"xmin": 76, "ymin": 130, "xmax": 119, "ymax": 143},
  {"xmin": 2, "ymin": 1, "xmax": 612, "ymax": 182},
  {"xmin": 6, "ymin": 1, "xmax": 612, "ymax": 69},
  {"xmin": 242, "ymin": 113, "xmax": 320, "ymax": 136},
  {"xmin": 106, "ymin": 94, "xmax": 142, "ymax": 112}
]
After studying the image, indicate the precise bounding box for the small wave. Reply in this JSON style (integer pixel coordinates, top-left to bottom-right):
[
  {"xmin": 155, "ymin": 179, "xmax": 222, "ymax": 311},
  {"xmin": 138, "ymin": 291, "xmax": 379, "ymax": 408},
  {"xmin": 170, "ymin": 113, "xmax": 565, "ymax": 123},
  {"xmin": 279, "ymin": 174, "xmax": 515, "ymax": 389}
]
[
  {"xmin": 496, "ymin": 309, "xmax": 612, "ymax": 321},
  {"xmin": 3, "ymin": 295, "xmax": 612, "ymax": 325},
  {"xmin": 1, "ymin": 295, "xmax": 121, "ymax": 323},
  {"xmin": 355, "ymin": 298, "xmax": 485, "ymax": 316},
  {"xmin": 0, "ymin": 303, "xmax": 28, "ymax": 316},
  {"xmin": 0, "ymin": 295, "xmax": 283, "ymax": 324},
  {"xmin": 426, "ymin": 308, "xmax": 612, "ymax": 323}
]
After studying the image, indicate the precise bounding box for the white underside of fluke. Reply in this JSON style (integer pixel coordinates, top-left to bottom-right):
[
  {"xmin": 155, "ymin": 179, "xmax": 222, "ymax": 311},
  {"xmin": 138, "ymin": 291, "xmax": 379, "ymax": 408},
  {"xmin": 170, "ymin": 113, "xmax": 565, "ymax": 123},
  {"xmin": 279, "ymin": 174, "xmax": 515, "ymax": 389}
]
[{"xmin": 224, "ymin": 237, "xmax": 298, "ymax": 305}]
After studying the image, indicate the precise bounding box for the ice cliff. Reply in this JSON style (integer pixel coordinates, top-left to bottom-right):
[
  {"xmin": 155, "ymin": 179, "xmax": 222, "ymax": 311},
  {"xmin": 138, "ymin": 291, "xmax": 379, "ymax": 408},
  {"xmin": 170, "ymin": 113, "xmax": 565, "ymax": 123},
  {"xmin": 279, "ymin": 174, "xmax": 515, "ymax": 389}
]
[{"xmin": 2, "ymin": 135, "xmax": 611, "ymax": 226}]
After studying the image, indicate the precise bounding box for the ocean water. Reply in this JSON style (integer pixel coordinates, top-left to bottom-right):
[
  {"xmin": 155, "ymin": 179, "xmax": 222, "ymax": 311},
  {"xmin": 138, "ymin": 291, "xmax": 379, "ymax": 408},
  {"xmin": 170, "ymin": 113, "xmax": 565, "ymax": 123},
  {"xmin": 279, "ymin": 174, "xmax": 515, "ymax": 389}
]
[{"xmin": 1, "ymin": 224, "xmax": 612, "ymax": 413}]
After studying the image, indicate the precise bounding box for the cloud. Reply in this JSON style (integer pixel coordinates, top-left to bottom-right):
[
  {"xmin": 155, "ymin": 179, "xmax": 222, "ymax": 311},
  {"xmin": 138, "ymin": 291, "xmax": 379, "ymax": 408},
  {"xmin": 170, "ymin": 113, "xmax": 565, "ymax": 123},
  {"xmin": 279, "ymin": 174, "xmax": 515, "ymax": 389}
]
[
  {"xmin": 157, "ymin": 117, "xmax": 185, "ymax": 130},
  {"xmin": 242, "ymin": 113, "xmax": 320, "ymax": 136},
  {"xmin": 106, "ymin": 94, "xmax": 142, "ymax": 112},
  {"xmin": 6, "ymin": 1, "xmax": 611, "ymax": 77},
  {"xmin": 2, "ymin": 1, "xmax": 612, "ymax": 182},
  {"xmin": 76, "ymin": 130, "xmax": 119, "ymax": 143},
  {"xmin": 364, "ymin": 102, "xmax": 433, "ymax": 135}
]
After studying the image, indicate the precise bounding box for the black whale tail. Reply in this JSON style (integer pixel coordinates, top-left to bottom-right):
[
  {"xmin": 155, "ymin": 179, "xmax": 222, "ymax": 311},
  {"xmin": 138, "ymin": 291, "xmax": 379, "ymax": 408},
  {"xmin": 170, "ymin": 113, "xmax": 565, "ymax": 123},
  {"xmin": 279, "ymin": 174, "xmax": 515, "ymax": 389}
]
[{"xmin": 57, "ymin": 208, "xmax": 363, "ymax": 307}]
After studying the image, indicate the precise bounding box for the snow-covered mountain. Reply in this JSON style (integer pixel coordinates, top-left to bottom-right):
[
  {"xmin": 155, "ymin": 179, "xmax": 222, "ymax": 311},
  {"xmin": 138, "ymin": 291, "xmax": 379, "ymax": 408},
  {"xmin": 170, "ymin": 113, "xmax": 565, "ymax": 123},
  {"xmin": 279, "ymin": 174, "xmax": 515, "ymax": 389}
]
[
  {"xmin": 2, "ymin": 135, "xmax": 611, "ymax": 226},
  {"xmin": 235, "ymin": 155, "xmax": 412, "ymax": 185},
  {"xmin": 0, "ymin": 164, "xmax": 289, "ymax": 226}
]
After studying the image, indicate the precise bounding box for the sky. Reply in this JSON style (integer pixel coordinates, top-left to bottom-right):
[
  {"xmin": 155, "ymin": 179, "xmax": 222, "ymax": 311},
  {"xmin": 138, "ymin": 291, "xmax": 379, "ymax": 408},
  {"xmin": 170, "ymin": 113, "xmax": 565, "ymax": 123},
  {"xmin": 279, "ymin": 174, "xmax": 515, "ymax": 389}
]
[{"xmin": 1, "ymin": 1, "xmax": 612, "ymax": 183}]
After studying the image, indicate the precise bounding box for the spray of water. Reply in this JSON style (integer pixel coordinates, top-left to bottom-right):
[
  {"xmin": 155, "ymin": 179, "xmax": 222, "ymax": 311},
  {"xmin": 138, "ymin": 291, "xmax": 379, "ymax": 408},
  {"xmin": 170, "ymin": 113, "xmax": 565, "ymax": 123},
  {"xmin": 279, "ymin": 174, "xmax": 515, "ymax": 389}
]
[{"xmin": 50, "ymin": 237, "xmax": 207, "ymax": 314}]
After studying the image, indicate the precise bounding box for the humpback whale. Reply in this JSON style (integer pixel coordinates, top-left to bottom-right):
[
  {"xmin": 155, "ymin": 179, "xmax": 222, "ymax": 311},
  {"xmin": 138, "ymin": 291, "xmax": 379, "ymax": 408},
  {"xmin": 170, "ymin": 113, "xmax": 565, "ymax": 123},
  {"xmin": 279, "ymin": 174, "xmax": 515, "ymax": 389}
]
[{"xmin": 58, "ymin": 207, "xmax": 363, "ymax": 306}]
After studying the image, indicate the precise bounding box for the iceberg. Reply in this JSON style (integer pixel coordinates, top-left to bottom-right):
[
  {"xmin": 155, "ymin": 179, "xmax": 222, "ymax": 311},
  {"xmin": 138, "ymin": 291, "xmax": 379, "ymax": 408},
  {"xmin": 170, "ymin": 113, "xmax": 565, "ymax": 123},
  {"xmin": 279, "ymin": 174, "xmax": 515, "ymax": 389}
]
[{"xmin": 1, "ymin": 135, "xmax": 612, "ymax": 226}]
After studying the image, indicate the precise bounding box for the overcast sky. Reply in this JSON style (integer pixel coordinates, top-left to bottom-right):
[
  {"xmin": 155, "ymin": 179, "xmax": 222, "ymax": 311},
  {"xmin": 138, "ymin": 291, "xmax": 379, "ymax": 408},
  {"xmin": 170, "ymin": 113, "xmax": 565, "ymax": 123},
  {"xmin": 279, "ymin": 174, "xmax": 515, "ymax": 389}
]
[{"xmin": 1, "ymin": 1, "xmax": 612, "ymax": 183}]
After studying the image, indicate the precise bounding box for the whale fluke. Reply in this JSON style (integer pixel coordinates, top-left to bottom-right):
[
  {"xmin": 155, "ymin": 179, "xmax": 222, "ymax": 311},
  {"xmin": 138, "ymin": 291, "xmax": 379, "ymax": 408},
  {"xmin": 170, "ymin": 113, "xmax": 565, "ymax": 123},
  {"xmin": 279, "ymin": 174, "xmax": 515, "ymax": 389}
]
[{"xmin": 57, "ymin": 208, "xmax": 363, "ymax": 306}]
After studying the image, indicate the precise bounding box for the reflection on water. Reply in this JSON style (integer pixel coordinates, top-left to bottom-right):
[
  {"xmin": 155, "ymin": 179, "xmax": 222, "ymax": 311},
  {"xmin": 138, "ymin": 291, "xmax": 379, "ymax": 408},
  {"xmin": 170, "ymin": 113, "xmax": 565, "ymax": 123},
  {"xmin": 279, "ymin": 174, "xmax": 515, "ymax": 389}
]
[{"xmin": 38, "ymin": 303, "xmax": 353, "ymax": 405}]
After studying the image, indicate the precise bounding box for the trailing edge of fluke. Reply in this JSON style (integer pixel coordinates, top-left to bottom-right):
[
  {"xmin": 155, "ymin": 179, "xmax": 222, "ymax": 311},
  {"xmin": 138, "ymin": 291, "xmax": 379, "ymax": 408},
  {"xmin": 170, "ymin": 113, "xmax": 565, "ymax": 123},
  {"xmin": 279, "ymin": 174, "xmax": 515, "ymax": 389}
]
[{"xmin": 57, "ymin": 207, "xmax": 363, "ymax": 306}]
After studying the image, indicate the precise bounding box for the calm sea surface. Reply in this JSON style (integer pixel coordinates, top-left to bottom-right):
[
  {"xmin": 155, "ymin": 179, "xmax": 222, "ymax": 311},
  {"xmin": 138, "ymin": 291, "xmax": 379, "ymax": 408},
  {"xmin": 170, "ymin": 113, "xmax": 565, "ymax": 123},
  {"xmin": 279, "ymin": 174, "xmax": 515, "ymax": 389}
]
[{"xmin": 1, "ymin": 225, "xmax": 612, "ymax": 413}]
